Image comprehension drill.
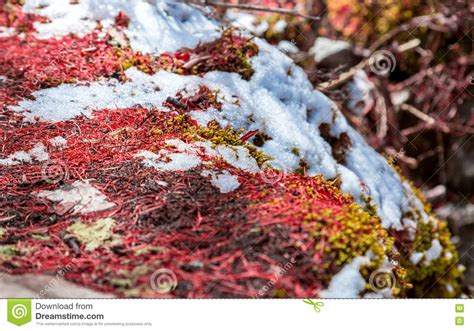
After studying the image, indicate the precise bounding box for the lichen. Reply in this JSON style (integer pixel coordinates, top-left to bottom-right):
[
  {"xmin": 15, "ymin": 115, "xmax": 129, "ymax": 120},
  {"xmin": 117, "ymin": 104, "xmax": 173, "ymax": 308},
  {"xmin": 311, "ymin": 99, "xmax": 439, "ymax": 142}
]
[
  {"xmin": 0, "ymin": 244, "xmax": 21, "ymax": 260},
  {"xmin": 66, "ymin": 218, "xmax": 121, "ymax": 251}
]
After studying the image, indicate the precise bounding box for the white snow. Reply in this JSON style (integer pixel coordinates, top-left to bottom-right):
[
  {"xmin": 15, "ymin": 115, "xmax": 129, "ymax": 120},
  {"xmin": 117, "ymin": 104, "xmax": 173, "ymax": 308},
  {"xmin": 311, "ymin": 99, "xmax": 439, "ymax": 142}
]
[
  {"xmin": 12, "ymin": 68, "xmax": 204, "ymax": 122},
  {"xmin": 320, "ymin": 255, "xmax": 370, "ymax": 298},
  {"xmin": 346, "ymin": 71, "xmax": 374, "ymax": 115},
  {"xmin": 23, "ymin": 0, "xmax": 221, "ymax": 53},
  {"xmin": 337, "ymin": 165, "xmax": 363, "ymax": 201},
  {"xmin": 214, "ymin": 145, "xmax": 259, "ymax": 173},
  {"xmin": 273, "ymin": 19, "xmax": 287, "ymax": 33},
  {"xmin": 203, "ymin": 170, "xmax": 241, "ymax": 193},
  {"xmin": 277, "ymin": 40, "xmax": 299, "ymax": 55},
  {"xmin": 135, "ymin": 139, "xmax": 259, "ymax": 175},
  {"xmin": 310, "ymin": 37, "xmax": 351, "ymax": 63},
  {"xmin": 29, "ymin": 143, "xmax": 50, "ymax": 162},
  {"xmin": 49, "ymin": 136, "xmax": 68, "ymax": 148},
  {"xmin": 409, "ymin": 252, "xmax": 424, "ymax": 265},
  {"xmin": 13, "ymin": 0, "xmax": 430, "ymax": 233},
  {"xmin": 36, "ymin": 180, "xmax": 116, "ymax": 215},
  {"xmin": 424, "ymin": 239, "xmax": 443, "ymax": 264},
  {"xmin": 226, "ymin": 11, "xmax": 256, "ymax": 32},
  {"xmin": 0, "ymin": 27, "xmax": 16, "ymax": 38},
  {"xmin": 135, "ymin": 149, "xmax": 201, "ymax": 172},
  {"xmin": 0, "ymin": 143, "xmax": 49, "ymax": 166}
]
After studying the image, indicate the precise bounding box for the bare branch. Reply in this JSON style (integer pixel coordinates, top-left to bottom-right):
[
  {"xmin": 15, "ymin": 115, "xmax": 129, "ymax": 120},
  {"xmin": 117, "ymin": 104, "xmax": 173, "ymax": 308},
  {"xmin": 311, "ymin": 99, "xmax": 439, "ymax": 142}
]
[{"xmin": 189, "ymin": 1, "xmax": 321, "ymax": 21}]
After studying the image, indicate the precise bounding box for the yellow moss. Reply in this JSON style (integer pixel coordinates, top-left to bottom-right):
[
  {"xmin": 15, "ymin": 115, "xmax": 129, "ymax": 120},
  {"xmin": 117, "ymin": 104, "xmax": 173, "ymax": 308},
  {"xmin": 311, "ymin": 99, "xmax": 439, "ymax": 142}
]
[
  {"xmin": 390, "ymin": 177, "xmax": 463, "ymax": 297},
  {"xmin": 0, "ymin": 244, "xmax": 21, "ymax": 260},
  {"xmin": 154, "ymin": 115, "xmax": 271, "ymax": 167},
  {"xmin": 66, "ymin": 218, "xmax": 121, "ymax": 251}
]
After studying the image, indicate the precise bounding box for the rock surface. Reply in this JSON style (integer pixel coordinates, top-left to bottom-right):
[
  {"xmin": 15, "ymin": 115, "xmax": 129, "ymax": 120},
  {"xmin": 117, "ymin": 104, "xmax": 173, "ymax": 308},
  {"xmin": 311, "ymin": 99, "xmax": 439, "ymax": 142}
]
[{"xmin": 0, "ymin": 0, "xmax": 463, "ymax": 298}]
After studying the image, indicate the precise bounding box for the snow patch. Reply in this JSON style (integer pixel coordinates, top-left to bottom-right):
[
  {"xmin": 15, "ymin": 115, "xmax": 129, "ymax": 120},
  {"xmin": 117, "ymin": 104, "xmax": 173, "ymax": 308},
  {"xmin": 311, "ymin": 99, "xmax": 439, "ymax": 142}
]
[
  {"xmin": 203, "ymin": 170, "xmax": 241, "ymax": 193},
  {"xmin": 310, "ymin": 37, "xmax": 351, "ymax": 63},
  {"xmin": 49, "ymin": 136, "xmax": 68, "ymax": 148},
  {"xmin": 320, "ymin": 255, "xmax": 370, "ymax": 298},
  {"xmin": 0, "ymin": 27, "xmax": 16, "ymax": 38},
  {"xmin": 23, "ymin": 0, "xmax": 221, "ymax": 53},
  {"xmin": 277, "ymin": 40, "xmax": 299, "ymax": 55},
  {"xmin": 36, "ymin": 180, "xmax": 116, "ymax": 215},
  {"xmin": 0, "ymin": 143, "xmax": 49, "ymax": 166},
  {"xmin": 346, "ymin": 71, "xmax": 374, "ymax": 115},
  {"xmin": 410, "ymin": 252, "xmax": 424, "ymax": 265},
  {"xmin": 424, "ymin": 239, "xmax": 443, "ymax": 264},
  {"xmin": 136, "ymin": 139, "xmax": 259, "ymax": 174},
  {"xmin": 135, "ymin": 149, "xmax": 201, "ymax": 172}
]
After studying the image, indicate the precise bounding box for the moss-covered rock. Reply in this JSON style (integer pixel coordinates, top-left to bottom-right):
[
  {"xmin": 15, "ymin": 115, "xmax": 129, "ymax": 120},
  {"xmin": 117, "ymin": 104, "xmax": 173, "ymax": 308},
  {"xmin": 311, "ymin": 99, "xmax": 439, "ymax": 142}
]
[{"xmin": 0, "ymin": 0, "xmax": 463, "ymax": 298}]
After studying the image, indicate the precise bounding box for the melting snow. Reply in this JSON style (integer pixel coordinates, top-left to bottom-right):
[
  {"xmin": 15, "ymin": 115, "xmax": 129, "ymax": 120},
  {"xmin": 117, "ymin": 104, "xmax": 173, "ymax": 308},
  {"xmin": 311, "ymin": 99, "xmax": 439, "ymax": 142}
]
[
  {"xmin": 23, "ymin": 0, "xmax": 221, "ymax": 53},
  {"xmin": 135, "ymin": 139, "xmax": 259, "ymax": 175},
  {"xmin": 203, "ymin": 170, "xmax": 241, "ymax": 193},
  {"xmin": 49, "ymin": 136, "xmax": 68, "ymax": 148},
  {"xmin": 36, "ymin": 180, "xmax": 116, "ymax": 215},
  {"xmin": 135, "ymin": 149, "xmax": 201, "ymax": 172},
  {"xmin": 320, "ymin": 255, "xmax": 370, "ymax": 298},
  {"xmin": 310, "ymin": 37, "xmax": 351, "ymax": 63},
  {"xmin": 410, "ymin": 252, "xmax": 424, "ymax": 265},
  {"xmin": 0, "ymin": 143, "xmax": 49, "ymax": 166},
  {"xmin": 425, "ymin": 239, "xmax": 443, "ymax": 264},
  {"xmin": 14, "ymin": 0, "xmax": 428, "ymax": 233}
]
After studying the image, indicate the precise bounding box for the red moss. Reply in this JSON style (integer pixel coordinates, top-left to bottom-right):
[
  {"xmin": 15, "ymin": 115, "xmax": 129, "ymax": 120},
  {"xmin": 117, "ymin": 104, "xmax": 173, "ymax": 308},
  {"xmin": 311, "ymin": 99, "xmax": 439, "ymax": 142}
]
[
  {"xmin": 114, "ymin": 11, "xmax": 130, "ymax": 28},
  {"xmin": 0, "ymin": 0, "xmax": 49, "ymax": 33},
  {"xmin": 0, "ymin": 33, "xmax": 126, "ymax": 109},
  {"xmin": 123, "ymin": 28, "xmax": 259, "ymax": 80},
  {"xmin": 0, "ymin": 104, "xmax": 385, "ymax": 298},
  {"xmin": 163, "ymin": 85, "xmax": 222, "ymax": 113}
]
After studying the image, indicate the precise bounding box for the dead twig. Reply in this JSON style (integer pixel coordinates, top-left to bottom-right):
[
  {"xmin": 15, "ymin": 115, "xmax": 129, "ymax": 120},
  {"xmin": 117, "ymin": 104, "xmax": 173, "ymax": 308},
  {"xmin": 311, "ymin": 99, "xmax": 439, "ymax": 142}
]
[
  {"xmin": 400, "ymin": 103, "xmax": 436, "ymax": 126},
  {"xmin": 190, "ymin": 1, "xmax": 321, "ymax": 21}
]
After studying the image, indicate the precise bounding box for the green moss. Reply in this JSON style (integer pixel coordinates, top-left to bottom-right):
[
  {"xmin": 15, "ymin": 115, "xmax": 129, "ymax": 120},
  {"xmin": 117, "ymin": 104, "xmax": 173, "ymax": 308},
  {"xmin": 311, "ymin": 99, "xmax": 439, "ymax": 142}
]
[
  {"xmin": 110, "ymin": 278, "xmax": 133, "ymax": 288},
  {"xmin": 392, "ymin": 179, "xmax": 463, "ymax": 297},
  {"xmin": 291, "ymin": 147, "xmax": 300, "ymax": 156},
  {"xmin": 312, "ymin": 204, "xmax": 391, "ymax": 267},
  {"xmin": 0, "ymin": 244, "xmax": 21, "ymax": 260},
  {"xmin": 66, "ymin": 218, "xmax": 121, "ymax": 251},
  {"xmin": 31, "ymin": 234, "xmax": 50, "ymax": 241},
  {"xmin": 153, "ymin": 115, "xmax": 271, "ymax": 167}
]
